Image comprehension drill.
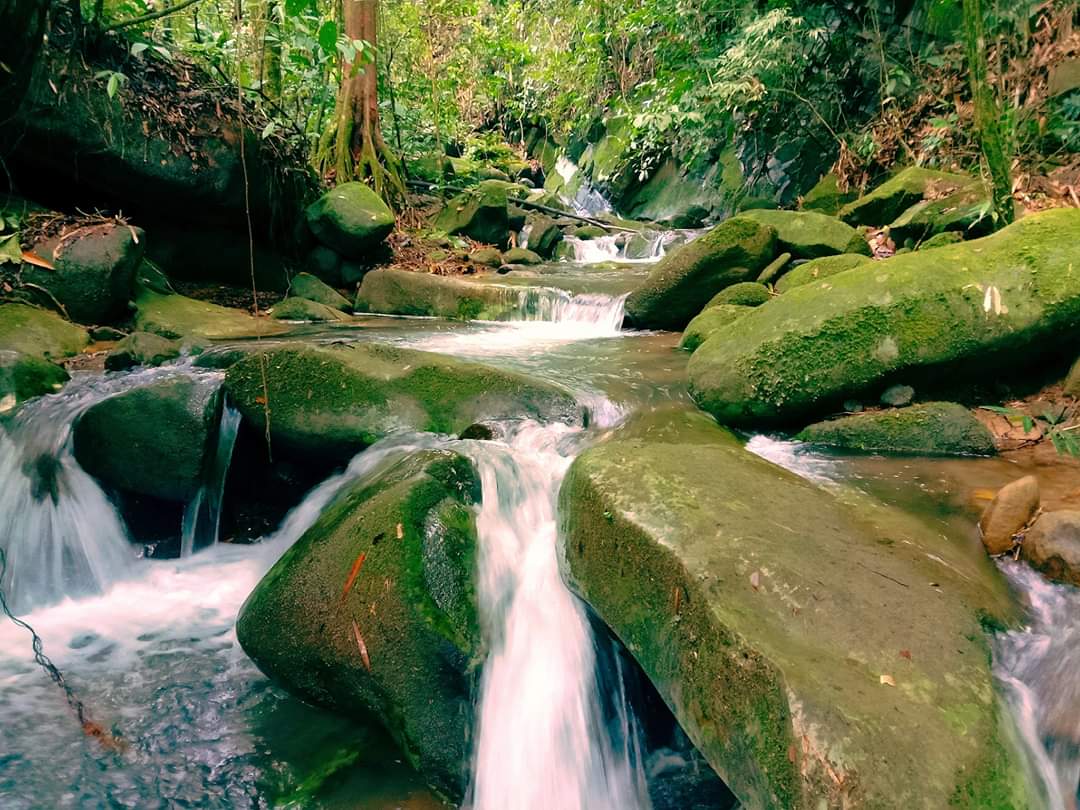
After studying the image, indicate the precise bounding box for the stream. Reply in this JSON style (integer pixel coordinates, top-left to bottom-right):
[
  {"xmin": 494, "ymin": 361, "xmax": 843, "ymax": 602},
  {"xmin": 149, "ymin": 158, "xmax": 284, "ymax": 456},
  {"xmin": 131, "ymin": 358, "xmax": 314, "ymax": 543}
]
[{"xmin": 1, "ymin": 243, "xmax": 1078, "ymax": 808}]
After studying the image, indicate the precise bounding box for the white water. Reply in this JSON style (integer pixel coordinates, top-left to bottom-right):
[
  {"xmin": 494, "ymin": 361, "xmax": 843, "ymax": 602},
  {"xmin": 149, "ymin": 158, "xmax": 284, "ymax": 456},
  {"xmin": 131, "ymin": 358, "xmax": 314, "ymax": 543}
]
[
  {"xmin": 505, "ymin": 287, "xmax": 628, "ymax": 335},
  {"xmin": 562, "ymin": 231, "xmax": 680, "ymax": 265},
  {"xmin": 555, "ymin": 156, "xmax": 613, "ymax": 217},
  {"xmin": 180, "ymin": 404, "xmax": 243, "ymax": 557}
]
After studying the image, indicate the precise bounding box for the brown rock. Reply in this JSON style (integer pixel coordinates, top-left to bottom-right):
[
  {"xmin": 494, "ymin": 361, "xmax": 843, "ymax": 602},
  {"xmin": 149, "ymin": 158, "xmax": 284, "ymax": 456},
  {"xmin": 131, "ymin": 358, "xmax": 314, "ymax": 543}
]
[
  {"xmin": 979, "ymin": 475, "xmax": 1040, "ymax": 555},
  {"xmin": 1022, "ymin": 510, "xmax": 1080, "ymax": 586}
]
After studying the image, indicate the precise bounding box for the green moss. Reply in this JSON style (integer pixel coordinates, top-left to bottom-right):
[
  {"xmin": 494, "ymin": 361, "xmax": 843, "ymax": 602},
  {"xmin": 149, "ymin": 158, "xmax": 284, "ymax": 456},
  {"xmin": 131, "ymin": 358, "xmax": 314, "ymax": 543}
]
[
  {"xmin": 738, "ymin": 208, "xmax": 870, "ymax": 259},
  {"xmin": 796, "ymin": 402, "xmax": 997, "ymax": 456},
  {"xmin": 920, "ymin": 230, "xmax": 966, "ymax": 250},
  {"xmin": 356, "ymin": 268, "xmax": 524, "ymax": 321},
  {"xmin": 270, "ymin": 296, "xmax": 351, "ymax": 323},
  {"xmin": 289, "ymin": 272, "xmax": 353, "ymax": 312},
  {"xmin": 679, "ymin": 304, "xmax": 752, "ymax": 352},
  {"xmin": 690, "ymin": 209, "xmax": 1080, "ymax": 426},
  {"xmin": 0, "ymin": 350, "xmax": 68, "ymax": 410},
  {"xmin": 0, "ymin": 303, "xmax": 89, "ymax": 359},
  {"xmin": 706, "ymin": 281, "xmax": 772, "ymax": 308},
  {"xmin": 890, "ymin": 185, "xmax": 991, "ymax": 243},
  {"xmin": 433, "ymin": 180, "xmax": 510, "ymax": 247},
  {"xmin": 135, "ymin": 288, "xmax": 289, "ymax": 341},
  {"xmin": 624, "ymin": 216, "xmax": 777, "ymax": 330},
  {"xmin": 800, "ymin": 173, "xmax": 856, "ymax": 215},
  {"xmin": 774, "ymin": 253, "xmax": 873, "ymax": 293},
  {"xmin": 839, "ymin": 167, "xmax": 979, "ymax": 227},
  {"xmin": 104, "ymin": 331, "xmax": 182, "ymax": 371},
  {"xmin": 755, "ymin": 252, "xmax": 792, "ymax": 284},
  {"xmin": 561, "ymin": 406, "xmax": 1022, "ymax": 809},
  {"xmin": 305, "ymin": 182, "xmax": 395, "ymax": 259}
]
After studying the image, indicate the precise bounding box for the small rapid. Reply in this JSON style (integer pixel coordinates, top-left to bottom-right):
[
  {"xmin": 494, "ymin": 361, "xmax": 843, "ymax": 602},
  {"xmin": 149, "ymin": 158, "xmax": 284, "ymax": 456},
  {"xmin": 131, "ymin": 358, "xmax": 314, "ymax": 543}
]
[{"xmin": 504, "ymin": 287, "xmax": 628, "ymax": 335}]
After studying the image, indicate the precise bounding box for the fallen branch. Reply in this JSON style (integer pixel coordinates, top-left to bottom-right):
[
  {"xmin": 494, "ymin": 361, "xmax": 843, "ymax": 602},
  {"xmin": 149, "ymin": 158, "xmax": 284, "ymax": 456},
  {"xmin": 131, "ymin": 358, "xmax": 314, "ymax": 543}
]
[{"xmin": 103, "ymin": 0, "xmax": 207, "ymax": 32}]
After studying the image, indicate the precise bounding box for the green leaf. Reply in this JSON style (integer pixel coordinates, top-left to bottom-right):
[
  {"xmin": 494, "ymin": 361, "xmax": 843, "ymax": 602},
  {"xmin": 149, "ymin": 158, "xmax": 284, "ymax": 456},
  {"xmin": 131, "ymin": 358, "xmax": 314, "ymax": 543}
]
[
  {"xmin": 107, "ymin": 73, "xmax": 121, "ymax": 99},
  {"xmin": 284, "ymin": 0, "xmax": 309, "ymax": 16},
  {"xmin": 317, "ymin": 20, "xmax": 338, "ymax": 55},
  {"xmin": 130, "ymin": 42, "xmax": 148, "ymax": 57},
  {"xmin": 0, "ymin": 232, "xmax": 21, "ymax": 265},
  {"xmin": 261, "ymin": 120, "xmax": 277, "ymax": 140}
]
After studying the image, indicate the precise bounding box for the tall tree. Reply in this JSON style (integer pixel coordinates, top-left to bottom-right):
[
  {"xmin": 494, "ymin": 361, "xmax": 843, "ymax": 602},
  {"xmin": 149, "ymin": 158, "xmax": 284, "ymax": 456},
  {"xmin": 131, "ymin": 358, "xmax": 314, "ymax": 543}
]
[
  {"xmin": 333, "ymin": 0, "xmax": 403, "ymax": 200},
  {"xmin": 962, "ymin": 0, "xmax": 1014, "ymax": 226}
]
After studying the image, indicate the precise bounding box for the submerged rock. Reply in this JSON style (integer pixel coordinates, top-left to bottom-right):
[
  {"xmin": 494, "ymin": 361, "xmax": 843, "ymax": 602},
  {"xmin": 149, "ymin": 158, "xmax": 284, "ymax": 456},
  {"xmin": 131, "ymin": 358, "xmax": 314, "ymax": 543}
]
[
  {"xmin": 224, "ymin": 344, "xmax": 579, "ymax": 460},
  {"xmin": 689, "ymin": 209, "xmax": 1080, "ymax": 427},
  {"xmin": 796, "ymin": 402, "xmax": 996, "ymax": 456},
  {"xmin": 434, "ymin": 180, "xmax": 511, "ymax": 247},
  {"xmin": 1022, "ymin": 510, "xmax": 1080, "ymax": 586},
  {"xmin": 356, "ymin": 268, "xmax": 521, "ymax": 321},
  {"xmin": 237, "ymin": 449, "xmax": 480, "ymax": 797},
  {"xmin": 22, "ymin": 222, "xmax": 144, "ymax": 324},
  {"xmin": 305, "ymin": 182, "xmax": 395, "ymax": 259},
  {"xmin": 0, "ymin": 302, "xmax": 89, "ymax": 359},
  {"xmin": 289, "ymin": 272, "xmax": 353, "ymax": 313},
  {"xmin": 624, "ymin": 217, "xmax": 776, "ymax": 330},
  {"xmin": 679, "ymin": 304, "xmax": 752, "ymax": 352},
  {"xmin": 73, "ymin": 376, "xmax": 222, "ymax": 501},
  {"xmin": 270, "ymin": 296, "xmax": 351, "ymax": 323},
  {"xmin": 737, "ymin": 209, "xmax": 870, "ymax": 259},
  {"xmin": 773, "ymin": 253, "xmax": 872, "ymax": 293},
  {"xmin": 980, "ymin": 476, "xmax": 1040, "ymax": 556},
  {"xmin": 561, "ymin": 407, "xmax": 1027, "ymax": 810},
  {"xmin": 104, "ymin": 331, "xmax": 182, "ymax": 371},
  {"xmin": 839, "ymin": 167, "xmax": 979, "ymax": 227}
]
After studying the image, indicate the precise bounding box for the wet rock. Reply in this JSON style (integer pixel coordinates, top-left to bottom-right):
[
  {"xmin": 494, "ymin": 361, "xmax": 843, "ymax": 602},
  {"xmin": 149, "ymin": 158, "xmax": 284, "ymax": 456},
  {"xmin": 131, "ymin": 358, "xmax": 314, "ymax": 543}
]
[
  {"xmin": 773, "ymin": 253, "xmax": 871, "ymax": 293},
  {"xmin": 796, "ymin": 402, "xmax": 996, "ymax": 456},
  {"xmin": 737, "ymin": 209, "xmax": 870, "ymax": 259},
  {"xmin": 468, "ymin": 247, "xmax": 503, "ymax": 268},
  {"xmin": 356, "ymin": 268, "xmax": 521, "ymax": 321},
  {"xmin": 458, "ymin": 422, "xmax": 497, "ymax": 441},
  {"xmin": 289, "ymin": 272, "xmax": 353, "ymax": 313},
  {"xmin": 223, "ymin": 343, "xmax": 580, "ymax": 460},
  {"xmin": 237, "ymin": 449, "xmax": 481, "ymax": 798},
  {"xmin": 523, "ymin": 213, "xmax": 562, "ymax": 258},
  {"xmin": 502, "ymin": 247, "xmax": 542, "ymax": 266},
  {"xmin": 679, "ymin": 305, "xmax": 752, "ymax": 353},
  {"xmin": 305, "ymin": 182, "xmax": 396, "ymax": 259},
  {"xmin": 705, "ymin": 282, "xmax": 771, "ymax": 308},
  {"xmin": 73, "ymin": 376, "xmax": 222, "ymax": 502},
  {"xmin": 134, "ymin": 288, "xmax": 287, "ymax": 342},
  {"xmin": 270, "ymin": 297, "xmax": 351, "ymax": 323},
  {"xmin": 104, "ymin": 331, "xmax": 182, "ymax": 371},
  {"xmin": 624, "ymin": 217, "xmax": 777, "ymax": 330},
  {"xmin": 573, "ymin": 225, "xmax": 607, "ymax": 240},
  {"xmin": 0, "ymin": 350, "xmax": 68, "ymax": 412},
  {"xmin": 1022, "ymin": 511, "xmax": 1080, "ymax": 586},
  {"xmin": 561, "ymin": 406, "xmax": 1026, "ymax": 810},
  {"xmin": 839, "ymin": 167, "xmax": 979, "ymax": 227},
  {"xmin": 754, "ymin": 252, "xmax": 791, "ymax": 285},
  {"xmin": 90, "ymin": 326, "xmax": 127, "ymax": 341},
  {"xmin": 980, "ymin": 475, "xmax": 1040, "ymax": 555},
  {"xmin": 880, "ymin": 384, "xmax": 915, "ymax": 407},
  {"xmin": 434, "ymin": 180, "xmax": 511, "ymax": 248},
  {"xmin": 0, "ymin": 303, "xmax": 89, "ymax": 360},
  {"xmin": 689, "ymin": 209, "xmax": 1080, "ymax": 427}
]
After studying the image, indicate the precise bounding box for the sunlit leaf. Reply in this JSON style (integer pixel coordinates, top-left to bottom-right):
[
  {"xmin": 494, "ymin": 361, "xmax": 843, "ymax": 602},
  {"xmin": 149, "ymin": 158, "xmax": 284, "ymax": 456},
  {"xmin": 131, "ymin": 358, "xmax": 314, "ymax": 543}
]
[{"xmin": 317, "ymin": 20, "xmax": 338, "ymax": 55}]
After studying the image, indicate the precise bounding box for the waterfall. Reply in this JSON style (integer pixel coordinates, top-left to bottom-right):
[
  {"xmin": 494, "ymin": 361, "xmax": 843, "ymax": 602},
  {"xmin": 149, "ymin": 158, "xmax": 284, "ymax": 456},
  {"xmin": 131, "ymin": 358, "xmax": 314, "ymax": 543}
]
[
  {"xmin": 504, "ymin": 288, "xmax": 627, "ymax": 334},
  {"xmin": 563, "ymin": 231, "xmax": 675, "ymax": 265},
  {"xmin": 555, "ymin": 157, "xmax": 614, "ymax": 217},
  {"xmin": 463, "ymin": 419, "xmax": 649, "ymax": 810},
  {"xmin": 180, "ymin": 403, "xmax": 243, "ymax": 557}
]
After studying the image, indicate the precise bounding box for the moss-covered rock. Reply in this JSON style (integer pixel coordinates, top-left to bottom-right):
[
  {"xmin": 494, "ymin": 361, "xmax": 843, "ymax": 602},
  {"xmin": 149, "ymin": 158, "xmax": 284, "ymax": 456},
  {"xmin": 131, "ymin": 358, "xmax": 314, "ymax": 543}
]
[
  {"xmin": 796, "ymin": 402, "xmax": 996, "ymax": 456},
  {"xmin": 624, "ymin": 217, "xmax": 777, "ymax": 330},
  {"xmin": 839, "ymin": 167, "xmax": 979, "ymax": 227},
  {"xmin": 689, "ymin": 209, "xmax": 1080, "ymax": 426},
  {"xmin": 21, "ymin": 222, "xmax": 144, "ymax": 324},
  {"xmin": 561, "ymin": 407, "xmax": 1028, "ymax": 810},
  {"xmin": 679, "ymin": 305, "xmax": 752, "ymax": 352},
  {"xmin": 706, "ymin": 282, "xmax": 771, "ymax": 308},
  {"xmin": 289, "ymin": 272, "xmax": 353, "ymax": 313},
  {"xmin": 305, "ymin": 182, "xmax": 395, "ymax": 259},
  {"xmin": 919, "ymin": 230, "xmax": 965, "ymax": 250},
  {"xmin": 237, "ymin": 449, "xmax": 480, "ymax": 797},
  {"xmin": 434, "ymin": 180, "xmax": 511, "ymax": 247},
  {"xmin": 755, "ymin": 252, "xmax": 791, "ymax": 285},
  {"xmin": 889, "ymin": 185, "xmax": 992, "ymax": 244},
  {"xmin": 0, "ymin": 350, "xmax": 68, "ymax": 412},
  {"xmin": 305, "ymin": 245, "xmax": 345, "ymax": 286},
  {"xmin": 104, "ymin": 331, "xmax": 182, "ymax": 371},
  {"xmin": 1065, "ymin": 355, "xmax": 1080, "ymax": 398},
  {"xmin": 799, "ymin": 173, "xmax": 857, "ymax": 215},
  {"xmin": 774, "ymin": 253, "xmax": 873, "ymax": 293},
  {"xmin": 224, "ymin": 343, "xmax": 580, "ymax": 460},
  {"xmin": 524, "ymin": 213, "xmax": 563, "ymax": 258},
  {"xmin": 73, "ymin": 376, "xmax": 222, "ymax": 501},
  {"xmin": 356, "ymin": 268, "xmax": 523, "ymax": 321},
  {"xmin": 134, "ymin": 288, "xmax": 288, "ymax": 342},
  {"xmin": 0, "ymin": 303, "xmax": 89, "ymax": 359},
  {"xmin": 270, "ymin": 296, "xmax": 351, "ymax": 323},
  {"xmin": 738, "ymin": 209, "xmax": 870, "ymax": 259},
  {"xmin": 501, "ymin": 247, "xmax": 542, "ymax": 265},
  {"xmin": 468, "ymin": 247, "xmax": 503, "ymax": 268}
]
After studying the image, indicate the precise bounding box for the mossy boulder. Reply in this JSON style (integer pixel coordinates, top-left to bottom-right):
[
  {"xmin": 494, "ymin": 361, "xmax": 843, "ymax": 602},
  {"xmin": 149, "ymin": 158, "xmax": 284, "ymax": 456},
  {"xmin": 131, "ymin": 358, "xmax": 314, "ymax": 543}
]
[
  {"xmin": 524, "ymin": 213, "xmax": 562, "ymax": 258},
  {"xmin": 561, "ymin": 407, "xmax": 1028, "ymax": 810},
  {"xmin": 237, "ymin": 449, "xmax": 480, "ymax": 797},
  {"xmin": 224, "ymin": 344, "xmax": 580, "ymax": 460},
  {"xmin": 305, "ymin": 182, "xmax": 395, "ymax": 259},
  {"xmin": 134, "ymin": 288, "xmax": 288, "ymax": 342},
  {"xmin": 738, "ymin": 209, "xmax": 870, "ymax": 259},
  {"xmin": 755, "ymin": 252, "xmax": 791, "ymax": 285},
  {"xmin": 289, "ymin": 272, "xmax": 353, "ymax": 313},
  {"xmin": 774, "ymin": 253, "xmax": 873, "ymax": 293},
  {"xmin": 21, "ymin": 222, "xmax": 144, "ymax": 324},
  {"xmin": 920, "ymin": 231, "xmax": 965, "ymax": 250},
  {"xmin": 799, "ymin": 173, "xmax": 857, "ymax": 215},
  {"xmin": 0, "ymin": 350, "xmax": 69, "ymax": 412},
  {"xmin": 796, "ymin": 402, "xmax": 996, "ymax": 456},
  {"xmin": 839, "ymin": 167, "xmax": 979, "ymax": 227},
  {"xmin": 1065, "ymin": 355, "xmax": 1080, "ymax": 397},
  {"xmin": 305, "ymin": 245, "xmax": 345, "ymax": 286},
  {"xmin": 705, "ymin": 282, "xmax": 771, "ymax": 308},
  {"xmin": 356, "ymin": 268, "xmax": 522, "ymax": 321},
  {"xmin": 104, "ymin": 331, "xmax": 182, "ymax": 371},
  {"xmin": 73, "ymin": 376, "xmax": 222, "ymax": 501},
  {"xmin": 434, "ymin": 180, "xmax": 510, "ymax": 247},
  {"xmin": 0, "ymin": 303, "xmax": 89, "ymax": 359},
  {"xmin": 624, "ymin": 217, "xmax": 777, "ymax": 330},
  {"xmin": 502, "ymin": 247, "xmax": 542, "ymax": 266},
  {"xmin": 679, "ymin": 305, "xmax": 752, "ymax": 352},
  {"xmin": 689, "ymin": 209, "xmax": 1080, "ymax": 427},
  {"xmin": 469, "ymin": 247, "xmax": 503, "ymax": 268},
  {"xmin": 270, "ymin": 297, "xmax": 351, "ymax": 323},
  {"xmin": 889, "ymin": 186, "xmax": 992, "ymax": 244}
]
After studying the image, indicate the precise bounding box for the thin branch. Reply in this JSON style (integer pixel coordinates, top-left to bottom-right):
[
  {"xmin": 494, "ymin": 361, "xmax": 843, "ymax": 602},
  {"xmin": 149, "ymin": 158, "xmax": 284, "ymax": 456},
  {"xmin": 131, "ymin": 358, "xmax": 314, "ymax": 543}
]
[{"xmin": 102, "ymin": 0, "xmax": 208, "ymax": 33}]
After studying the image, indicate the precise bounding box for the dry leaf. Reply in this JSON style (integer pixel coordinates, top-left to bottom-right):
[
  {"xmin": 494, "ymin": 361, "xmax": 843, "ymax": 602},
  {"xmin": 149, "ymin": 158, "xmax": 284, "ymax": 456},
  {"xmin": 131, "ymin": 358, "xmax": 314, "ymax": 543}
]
[
  {"xmin": 396, "ymin": 523, "xmax": 404, "ymax": 539},
  {"xmin": 899, "ymin": 650, "xmax": 912, "ymax": 661},
  {"xmin": 749, "ymin": 570, "xmax": 761, "ymax": 591},
  {"xmin": 880, "ymin": 674, "xmax": 896, "ymax": 687},
  {"xmin": 350, "ymin": 620, "xmax": 372, "ymax": 671}
]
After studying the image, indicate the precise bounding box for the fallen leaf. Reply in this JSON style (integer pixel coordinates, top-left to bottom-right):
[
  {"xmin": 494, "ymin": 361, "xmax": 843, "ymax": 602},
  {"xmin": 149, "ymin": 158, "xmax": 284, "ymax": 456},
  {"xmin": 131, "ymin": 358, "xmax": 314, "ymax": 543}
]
[
  {"xmin": 749, "ymin": 570, "xmax": 761, "ymax": 591},
  {"xmin": 339, "ymin": 551, "xmax": 367, "ymax": 602},
  {"xmin": 350, "ymin": 620, "xmax": 371, "ymax": 671},
  {"xmin": 880, "ymin": 674, "xmax": 896, "ymax": 687},
  {"xmin": 899, "ymin": 650, "xmax": 912, "ymax": 661},
  {"xmin": 21, "ymin": 251, "xmax": 54, "ymax": 270},
  {"xmin": 395, "ymin": 523, "xmax": 403, "ymax": 540}
]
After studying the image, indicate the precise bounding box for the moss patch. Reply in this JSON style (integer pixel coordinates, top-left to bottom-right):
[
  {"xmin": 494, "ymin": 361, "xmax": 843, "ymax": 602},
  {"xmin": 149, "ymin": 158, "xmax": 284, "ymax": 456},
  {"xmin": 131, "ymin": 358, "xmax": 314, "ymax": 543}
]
[
  {"xmin": 134, "ymin": 288, "xmax": 288, "ymax": 341},
  {"xmin": 679, "ymin": 304, "xmax": 752, "ymax": 352},
  {"xmin": 706, "ymin": 281, "xmax": 772, "ymax": 308},
  {"xmin": 0, "ymin": 303, "xmax": 89, "ymax": 359},
  {"xmin": 839, "ymin": 167, "xmax": 979, "ymax": 227},
  {"xmin": 356, "ymin": 268, "xmax": 524, "ymax": 321},
  {"xmin": 797, "ymin": 402, "xmax": 996, "ymax": 456},
  {"xmin": 774, "ymin": 253, "xmax": 873, "ymax": 293},
  {"xmin": 738, "ymin": 209, "xmax": 870, "ymax": 259}
]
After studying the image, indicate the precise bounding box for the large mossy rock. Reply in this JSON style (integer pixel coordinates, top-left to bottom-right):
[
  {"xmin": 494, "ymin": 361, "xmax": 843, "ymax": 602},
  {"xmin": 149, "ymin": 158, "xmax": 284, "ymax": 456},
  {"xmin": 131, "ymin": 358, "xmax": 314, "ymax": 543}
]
[
  {"xmin": 624, "ymin": 217, "xmax": 777, "ymax": 330},
  {"xmin": 0, "ymin": 350, "xmax": 69, "ymax": 412},
  {"xmin": 224, "ymin": 344, "xmax": 580, "ymax": 460},
  {"xmin": 73, "ymin": 375, "xmax": 222, "ymax": 501},
  {"xmin": 774, "ymin": 253, "xmax": 872, "ymax": 293},
  {"xmin": 689, "ymin": 209, "xmax": 1080, "ymax": 427},
  {"xmin": 433, "ymin": 180, "xmax": 511, "ymax": 247},
  {"xmin": 738, "ymin": 209, "xmax": 870, "ymax": 259},
  {"xmin": 839, "ymin": 167, "xmax": 979, "ymax": 227},
  {"xmin": 796, "ymin": 402, "xmax": 996, "ymax": 456},
  {"xmin": 356, "ymin": 268, "xmax": 521, "ymax": 321},
  {"xmin": 270, "ymin": 296, "xmax": 350, "ymax": 323},
  {"xmin": 104, "ymin": 331, "xmax": 182, "ymax": 371},
  {"xmin": 799, "ymin": 173, "xmax": 857, "ymax": 215},
  {"xmin": 523, "ymin": 213, "xmax": 562, "ymax": 258},
  {"xmin": 22, "ymin": 222, "xmax": 144, "ymax": 323},
  {"xmin": 705, "ymin": 282, "xmax": 771, "ymax": 308},
  {"xmin": 888, "ymin": 185, "xmax": 992, "ymax": 244},
  {"xmin": 237, "ymin": 449, "xmax": 480, "ymax": 796},
  {"xmin": 305, "ymin": 182, "xmax": 395, "ymax": 259},
  {"xmin": 679, "ymin": 304, "xmax": 752, "ymax": 352},
  {"xmin": 0, "ymin": 302, "xmax": 89, "ymax": 359},
  {"xmin": 289, "ymin": 272, "xmax": 353, "ymax": 312},
  {"xmin": 561, "ymin": 407, "xmax": 1028, "ymax": 810},
  {"xmin": 134, "ymin": 288, "xmax": 288, "ymax": 342}
]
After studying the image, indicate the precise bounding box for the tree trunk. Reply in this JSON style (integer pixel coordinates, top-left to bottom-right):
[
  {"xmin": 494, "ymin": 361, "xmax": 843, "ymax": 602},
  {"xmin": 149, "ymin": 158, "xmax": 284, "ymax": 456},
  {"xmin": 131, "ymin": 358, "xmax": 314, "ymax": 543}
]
[
  {"xmin": 962, "ymin": 0, "xmax": 1014, "ymax": 226},
  {"xmin": 0, "ymin": 0, "xmax": 50, "ymax": 121},
  {"xmin": 332, "ymin": 0, "xmax": 403, "ymax": 202}
]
